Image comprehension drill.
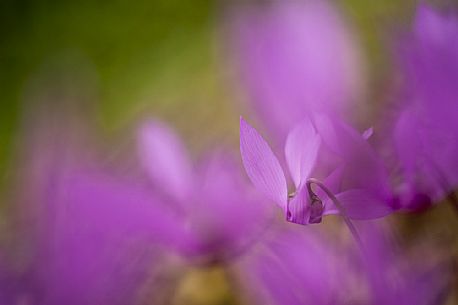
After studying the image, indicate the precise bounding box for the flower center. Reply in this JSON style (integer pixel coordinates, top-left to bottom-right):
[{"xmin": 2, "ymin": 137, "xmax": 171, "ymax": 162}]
[{"xmin": 305, "ymin": 179, "xmax": 324, "ymax": 224}]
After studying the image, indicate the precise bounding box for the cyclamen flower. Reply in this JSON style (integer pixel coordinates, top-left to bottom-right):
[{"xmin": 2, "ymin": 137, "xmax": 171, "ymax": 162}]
[
  {"xmin": 2, "ymin": 161, "xmax": 184, "ymax": 305},
  {"xmin": 230, "ymin": 0, "xmax": 365, "ymax": 139},
  {"xmin": 392, "ymin": 4, "xmax": 458, "ymax": 210},
  {"xmin": 138, "ymin": 120, "xmax": 271, "ymax": 262},
  {"xmin": 7, "ymin": 117, "xmax": 171, "ymax": 304},
  {"xmin": 240, "ymin": 115, "xmax": 394, "ymax": 225}
]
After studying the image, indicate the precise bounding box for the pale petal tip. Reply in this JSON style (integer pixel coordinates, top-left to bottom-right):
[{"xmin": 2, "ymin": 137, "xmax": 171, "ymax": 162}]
[
  {"xmin": 239, "ymin": 116, "xmax": 248, "ymax": 129},
  {"xmin": 362, "ymin": 127, "xmax": 374, "ymax": 140}
]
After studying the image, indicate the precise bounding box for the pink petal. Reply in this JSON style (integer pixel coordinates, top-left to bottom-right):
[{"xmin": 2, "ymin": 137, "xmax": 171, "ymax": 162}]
[
  {"xmin": 137, "ymin": 120, "xmax": 193, "ymax": 203},
  {"xmin": 362, "ymin": 127, "xmax": 374, "ymax": 140},
  {"xmin": 312, "ymin": 113, "xmax": 340, "ymax": 154},
  {"xmin": 231, "ymin": 1, "xmax": 365, "ymax": 139},
  {"xmin": 285, "ymin": 118, "xmax": 321, "ymax": 188},
  {"xmin": 329, "ymin": 117, "xmax": 393, "ymax": 199},
  {"xmin": 240, "ymin": 117, "xmax": 288, "ymax": 209},
  {"xmin": 319, "ymin": 166, "xmax": 345, "ymax": 216},
  {"xmin": 413, "ymin": 4, "xmax": 458, "ymax": 47},
  {"xmin": 286, "ymin": 186, "xmax": 312, "ymax": 225},
  {"xmin": 336, "ymin": 190, "xmax": 393, "ymax": 220}
]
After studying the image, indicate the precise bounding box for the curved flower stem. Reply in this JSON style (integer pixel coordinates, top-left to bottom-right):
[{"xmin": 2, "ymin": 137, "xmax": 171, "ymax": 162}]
[{"xmin": 306, "ymin": 178, "xmax": 364, "ymax": 251}]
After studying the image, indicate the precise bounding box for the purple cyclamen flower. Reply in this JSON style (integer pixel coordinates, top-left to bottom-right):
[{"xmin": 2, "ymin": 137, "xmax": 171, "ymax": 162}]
[
  {"xmin": 240, "ymin": 115, "xmax": 394, "ymax": 225},
  {"xmin": 8, "ymin": 101, "xmax": 179, "ymax": 305},
  {"xmin": 137, "ymin": 119, "xmax": 271, "ymax": 262},
  {"xmin": 7, "ymin": 165, "xmax": 177, "ymax": 305},
  {"xmin": 230, "ymin": 0, "xmax": 365, "ymax": 139},
  {"xmin": 32, "ymin": 168, "xmax": 171, "ymax": 305},
  {"xmin": 392, "ymin": 4, "xmax": 458, "ymax": 210}
]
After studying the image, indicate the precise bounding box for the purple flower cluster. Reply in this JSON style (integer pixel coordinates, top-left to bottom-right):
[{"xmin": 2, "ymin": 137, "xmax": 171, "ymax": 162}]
[{"xmin": 236, "ymin": 2, "xmax": 458, "ymax": 224}]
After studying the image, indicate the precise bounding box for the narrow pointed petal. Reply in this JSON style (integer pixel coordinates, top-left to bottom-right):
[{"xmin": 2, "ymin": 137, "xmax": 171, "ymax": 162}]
[
  {"xmin": 286, "ymin": 186, "xmax": 312, "ymax": 225},
  {"xmin": 312, "ymin": 113, "xmax": 340, "ymax": 154},
  {"xmin": 362, "ymin": 127, "xmax": 374, "ymax": 140},
  {"xmin": 285, "ymin": 118, "xmax": 321, "ymax": 188},
  {"xmin": 240, "ymin": 117, "xmax": 288, "ymax": 209},
  {"xmin": 336, "ymin": 190, "xmax": 393, "ymax": 220},
  {"xmin": 137, "ymin": 120, "xmax": 193, "ymax": 202}
]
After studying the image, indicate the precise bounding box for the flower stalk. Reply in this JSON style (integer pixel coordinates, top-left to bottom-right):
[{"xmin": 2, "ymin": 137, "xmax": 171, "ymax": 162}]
[{"xmin": 306, "ymin": 178, "xmax": 364, "ymax": 250}]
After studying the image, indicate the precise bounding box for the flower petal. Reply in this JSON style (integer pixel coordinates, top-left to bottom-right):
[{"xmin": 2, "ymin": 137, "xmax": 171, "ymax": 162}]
[
  {"xmin": 336, "ymin": 190, "xmax": 393, "ymax": 220},
  {"xmin": 362, "ymin": 127, "xmax": 374, "ymax": 140},
  {"xmin": 40, "ymin": 168, "xmax": 189, "ymax": 304},
  {"xmin": 319, "ymin": 166, "xmax": 344, "ymax": 216},
  {"xmin": 286, "ymin": 185, "xmax": 312, "ymax": 225},
  {"xmin": 312, "ymin": 113, "xmax": 340, "ymax": 154},
  {"xmin": 137, "ymin": 120, "xmax": 193, "ymax": 202},
  {"xmin": 240, "ymin": 117, "xmax": 288, "ymax": 209},
  {"xmin": 413, "ymin": 4, "xmax": 458, "ymax": 47},
  {"xmin": 285, "ymin": 118, "xmax": 321, "ymax": 188},
  {"xmin": 231, "ymin": 1, "xmax": 365, "ymax": 139}
]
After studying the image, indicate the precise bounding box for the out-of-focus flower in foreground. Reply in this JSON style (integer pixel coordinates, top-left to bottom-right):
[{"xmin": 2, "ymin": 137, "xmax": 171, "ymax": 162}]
[
  {"xmin": 238, "ymin": 221, "xmax": 453, "ymax": 305},
  {"xmin": 240, "ymin": 116, "xmax": 394, "ymax": 226},
  {"xmin": 239, "ymin": 227, "xmax": 341, "ymax": 305}
]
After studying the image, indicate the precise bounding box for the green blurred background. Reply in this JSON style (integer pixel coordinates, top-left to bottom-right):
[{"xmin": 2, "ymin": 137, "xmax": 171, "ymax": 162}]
[{"xmin": 0, "ymin": 0, "xmax": 433, "ymax": 193}]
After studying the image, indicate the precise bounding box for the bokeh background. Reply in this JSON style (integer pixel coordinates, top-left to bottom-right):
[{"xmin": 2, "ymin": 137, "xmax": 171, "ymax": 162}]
[
  {"xmin": 0, "ymin": 0, "xmax": 457, "ymax": 304},
  {"xmin": 0, "ymin": 0, "xmax": 423, "ymax": 184}
]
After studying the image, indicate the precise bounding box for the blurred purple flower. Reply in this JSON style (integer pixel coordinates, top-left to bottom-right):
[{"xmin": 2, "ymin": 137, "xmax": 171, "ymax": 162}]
[
  {"xmin": 3, "ymin": 99, "xmax": 181, "ymax": 304},
  {"xmin": 360, "ymin": 222, "xmax": 452, "ymax": 305},
  {"xmin": 137, "ymin": 120, "xmax": 271, "ymax": 262},
  {"xmin": 230, "ymin": 0, "xmax": 365, "ymax": 139},
  {"xmin": 238, "ymin": 227, "xmax": 341, "ymax": 305},
  {"xmin": 3, "ymin": 114, "xmax": 273, "ymax": 304},
  {"xmin": 238, "ymin": 222, "xmax": 452, "ymax": 305},
  {"xmin": 0, "ymin": 172, "xmax": 166, "ymax": 305},
  {"xmin": 240, "ymin": 115, "xmax": 394, "ymax": 226},
  {"xmin": 31, "ymin": 168, "xmax": 173, "ymax": 305},
  {"xmin": 392, "ymin": 5, "xmax": 458, "ymax": 210}
]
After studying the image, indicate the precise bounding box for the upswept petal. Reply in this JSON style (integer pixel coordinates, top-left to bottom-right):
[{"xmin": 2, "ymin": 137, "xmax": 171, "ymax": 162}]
[
  {"xmin": 240, "ymin": 117, "xmax": 288, "ymax": 209},
  {"xmin": 285, "ymin": 118, "xmax": 321, "ymax": 188},
  {"xmin": 362, "ymin": 127, "xmax": 374, "ymax": 140},
  {"xmin": 330, "ymin": 118, "xmax": 393, "ymax": 199},
  {"xmin": 336, "ymin": 190, "xmax": 393, "ymax": 220},
  {"xmin": 319, "ymin": 166, "xmax": 345, "ymax": 216},
  {"xmin": 312, "ymin": 113, "xmax": 340, "ymax": 154},
  {"xmin": 137, "ymin": 120, "xmax": 193, "ymax": 203},
  {"xmin": 286, "ymin": 185, "xmax": 312, "ymax": 225}
]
